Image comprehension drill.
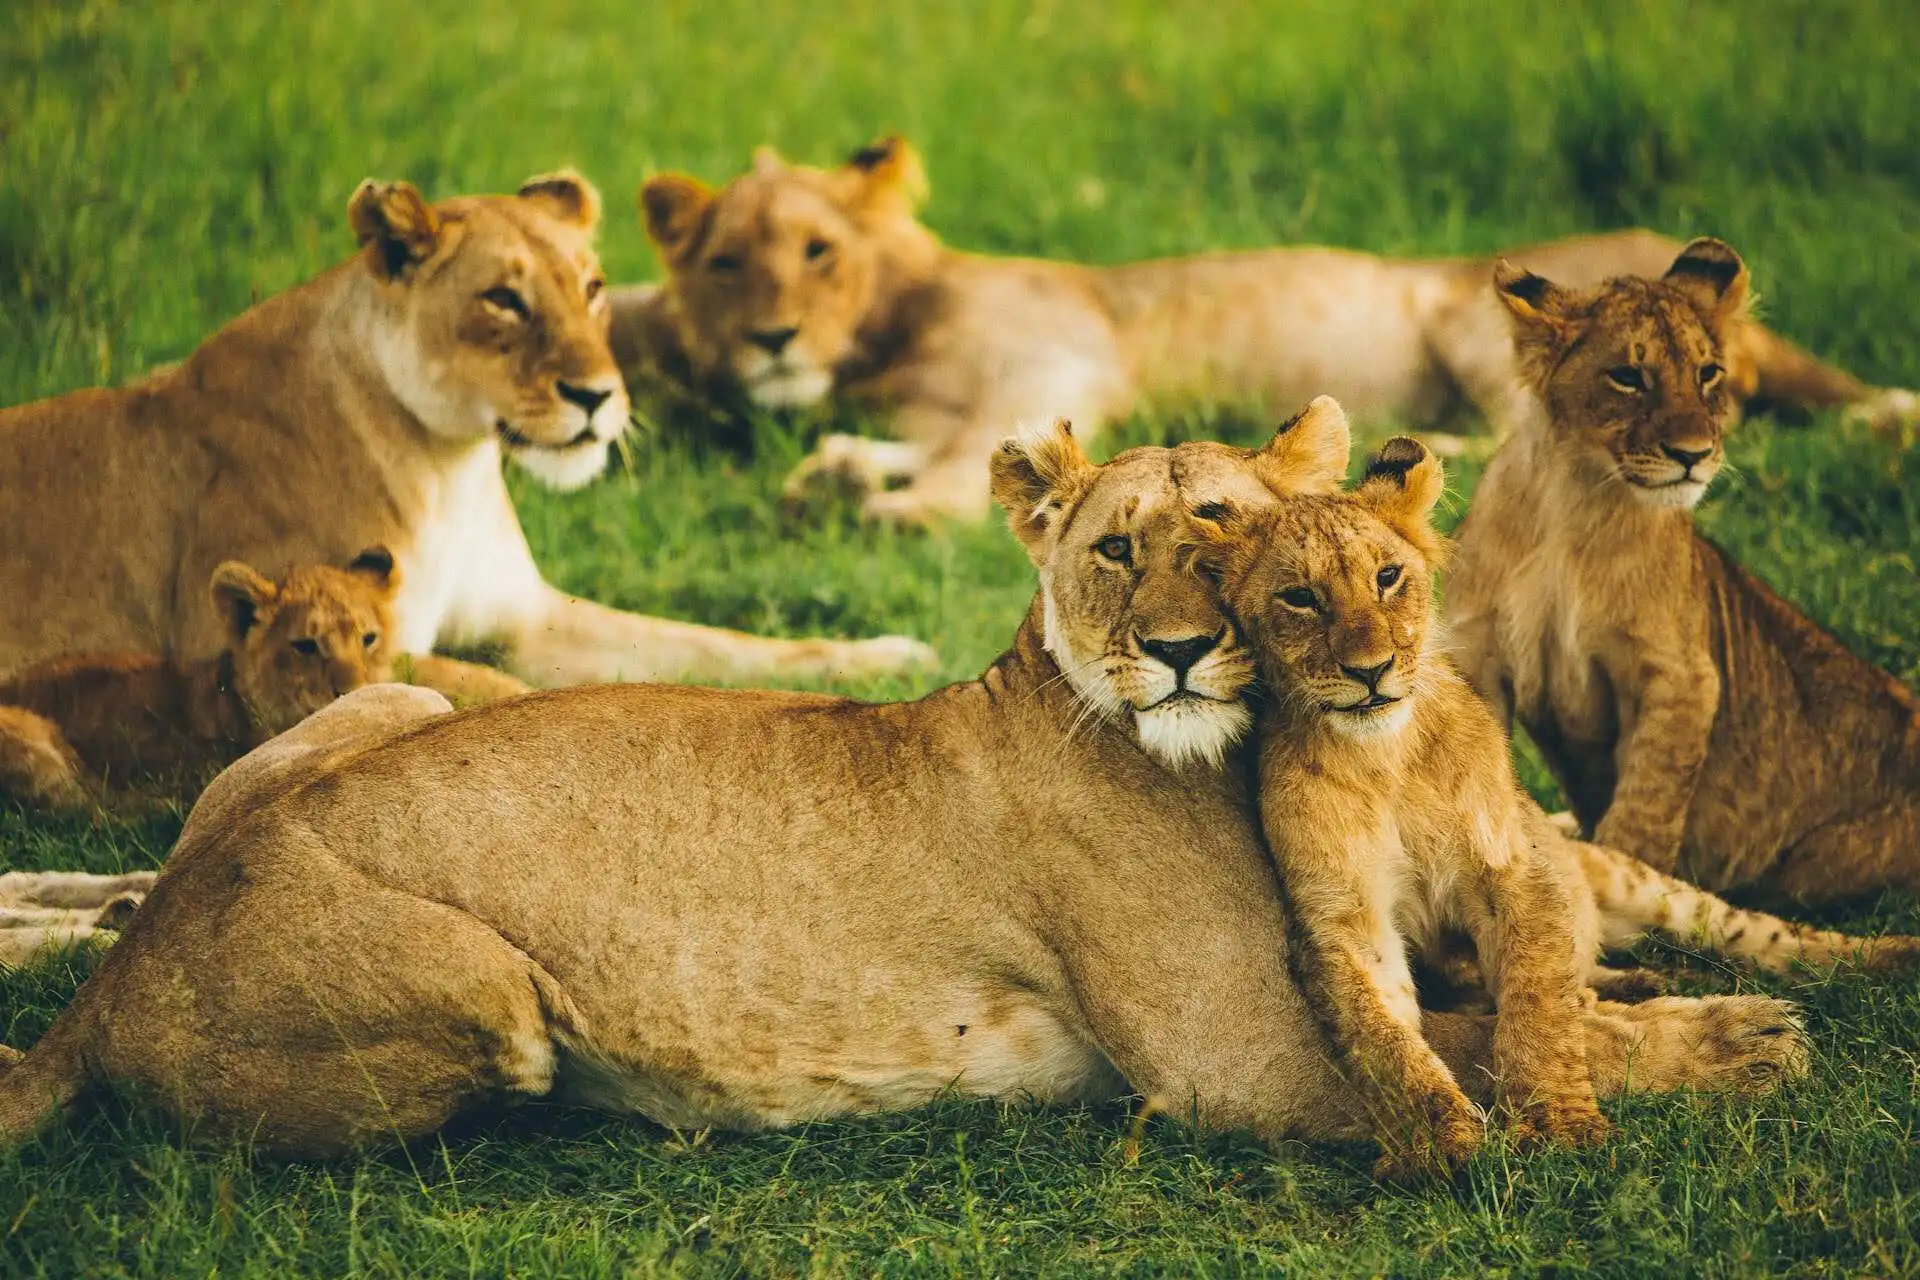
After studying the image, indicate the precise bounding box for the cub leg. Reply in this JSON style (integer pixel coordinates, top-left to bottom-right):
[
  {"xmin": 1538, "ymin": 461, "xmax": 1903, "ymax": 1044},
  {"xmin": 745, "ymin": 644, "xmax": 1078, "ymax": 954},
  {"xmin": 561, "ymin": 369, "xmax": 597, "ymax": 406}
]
[
  {"xmin": 0, "ymin": 706, "xmax": 90, "ymax": 811},
  {"xmin": 1592, "ymin": 656, "xmax": 1719, "ymax": 873}
]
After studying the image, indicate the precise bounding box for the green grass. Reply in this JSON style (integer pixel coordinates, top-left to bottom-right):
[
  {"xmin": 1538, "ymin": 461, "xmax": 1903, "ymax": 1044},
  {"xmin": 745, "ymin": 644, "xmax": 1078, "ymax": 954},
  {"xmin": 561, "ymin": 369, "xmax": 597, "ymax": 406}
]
[{"xmin": 6, "ymin": 0, "xmax": 1920, "ymax": 1273}]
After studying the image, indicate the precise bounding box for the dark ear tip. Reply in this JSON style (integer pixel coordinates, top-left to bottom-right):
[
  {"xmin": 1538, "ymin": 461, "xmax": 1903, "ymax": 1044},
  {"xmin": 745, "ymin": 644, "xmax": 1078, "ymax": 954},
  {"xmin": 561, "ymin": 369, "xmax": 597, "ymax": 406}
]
[
  {"xmin": 1365, "ymin": 436, "xmax": 1428, "ymax": 483},
  {"xmin": 849, "ymin": 137, "xmax": 900, "ymax": 170},
  {"xmin": 349, "ymin": 545, "xmax": 395, "ymax": 576}
]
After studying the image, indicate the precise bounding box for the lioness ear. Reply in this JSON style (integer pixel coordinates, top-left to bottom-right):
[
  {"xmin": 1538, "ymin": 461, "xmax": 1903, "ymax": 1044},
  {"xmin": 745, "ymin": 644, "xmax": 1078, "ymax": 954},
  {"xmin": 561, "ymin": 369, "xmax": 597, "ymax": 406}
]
[
  {"xmin": 346, "ymin": 545, "xmax": 399, "ymax": 592},
  {"xmin": 1252, "ymin": 395, "xmax": 1351, "ymax": 496},
  {"xmin": 838, "ymin": 134, "xmax": 929, "ymax": 217},
  {"xmin": 639, "ymin": 174, "xmax": 714, "ymax": 262},
  {"xmin": 1179, "ymin": 500, "xmax": 1264, "ymax": 587},
  {"xmin": 752, "ymin": 145, "xmax": 788, "ymax": 176},
  {"xmin": 1663, "ymin": 237, "xmax": 1749, "ymax": 329},
  {"xmin": 1357, "ymin": 437, "xmax": 1446, "ymax": 557},
  {"xmin": 348, "ymin": 180, "xmax": 441, "ymax": 281},
  {"xmin": 209, "ymin": 562, "xmax": 279, "ymax": 643},
  {"xmin": 518, "ymin": 169, "xmax": 602, "ymax": 230},
  {"xmin": 990, "ymin": 418, "xmax": 1095, "ymax": 561}
]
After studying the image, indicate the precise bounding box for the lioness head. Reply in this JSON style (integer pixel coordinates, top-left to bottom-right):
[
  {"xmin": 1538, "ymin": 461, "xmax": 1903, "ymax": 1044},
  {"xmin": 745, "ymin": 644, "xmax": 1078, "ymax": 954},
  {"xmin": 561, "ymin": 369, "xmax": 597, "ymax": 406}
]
[
  {"xmin": 989, "ymin": 397, "xmax": 1353, "ymax": 768},
  {"xmin": 210, "ymin": 549, "xmax": 400, "ymax": 735},
  {"xmin": 349, "ymin": 171, "xmax": 630, "ymax": 491},
  {"xmin": 1201, "ymin": 428, "xmax": 1446, "ymax": 744},
  {"xmin": 639, "ymin": 136, "xmax": 937, "ymax": 409},
  {"xmin": 1494, "ymin": 237, "xmax": 1748, "ymax": 511}
]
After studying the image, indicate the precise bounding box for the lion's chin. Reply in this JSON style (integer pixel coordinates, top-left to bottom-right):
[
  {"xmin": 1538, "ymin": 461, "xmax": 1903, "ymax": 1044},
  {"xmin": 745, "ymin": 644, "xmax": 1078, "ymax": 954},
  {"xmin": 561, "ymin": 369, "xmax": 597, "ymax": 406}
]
[
  {"xmin": 1324, "ymin": 699, "xmax": 1413, "ymax": 742},
  {"xmin": 1134, "ymin": 697, "xmax": 1252, "ymax": 769},
  {"xmin": 1626, "ymin": 476, "xmax": 1711, "ymax": 511},
  {"xmin": 742, "ymin": 366, "xmax": 834, "ymax": 409},
  {"xmin": 505, "ymin": 437, "xmax": 614, "ymax": 492}
]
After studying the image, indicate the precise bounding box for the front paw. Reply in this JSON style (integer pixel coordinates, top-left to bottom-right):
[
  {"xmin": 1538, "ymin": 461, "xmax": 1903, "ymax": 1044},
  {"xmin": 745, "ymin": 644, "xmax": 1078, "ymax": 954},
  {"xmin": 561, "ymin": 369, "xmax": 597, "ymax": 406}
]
[
  {"xmin": 860, "ymin": 489, "xmax": 948, "ymax": 529},
  {"xmin": 1508, "ymin": 1096, "xmax": 1611, "ymax": 1150},
  {"xmin": 842, "ymin": 634, "xmax": 941, "ymax": 676},
  {"xmin": 1372, "ymin": 1093, "xmax": 1486, "ymax": 1182}
]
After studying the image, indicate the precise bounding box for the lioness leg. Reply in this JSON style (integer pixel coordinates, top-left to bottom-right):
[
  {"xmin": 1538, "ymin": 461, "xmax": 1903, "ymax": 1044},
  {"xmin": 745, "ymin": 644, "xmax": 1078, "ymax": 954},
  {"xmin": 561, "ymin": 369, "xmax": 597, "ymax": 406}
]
[
  {"xmin": 0, "ymin": 871, "xmax": 157, "ymax": 910},
  {"xmin": 1763, "ymin": 801, "xmax": 1920, "ymax": 909},
  {"xmin": 0, "ymin": 706, "xmax": 90, "ymax": 811},
  {"xmin": 780, "ymin": 434, "xmax": 928, "ymax": 512},
  {"xmin": 397, "ymin": 654, "xmax": 532, "ymax": 707}
]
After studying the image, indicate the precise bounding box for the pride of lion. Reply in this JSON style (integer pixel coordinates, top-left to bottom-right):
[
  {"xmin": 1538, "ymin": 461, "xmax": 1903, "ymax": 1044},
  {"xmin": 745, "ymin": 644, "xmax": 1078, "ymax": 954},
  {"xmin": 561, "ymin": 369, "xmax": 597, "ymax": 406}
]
[{"xmin": 2, "ymin": 139, "xmax": 1918, "ymax": 1182}]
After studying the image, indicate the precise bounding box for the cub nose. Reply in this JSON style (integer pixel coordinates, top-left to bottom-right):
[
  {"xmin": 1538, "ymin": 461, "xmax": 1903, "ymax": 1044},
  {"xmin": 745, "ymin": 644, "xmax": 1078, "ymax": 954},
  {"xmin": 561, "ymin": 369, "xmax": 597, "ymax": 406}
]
[
  {"xmin": 556, "ymin": 381, "xmax": 614, "ymax": 415},
  {"xmin": 1138, "ymin": 631, "xmax": 1221, "ymax": 679},
  {"xmin": 1340, "ymin": 656, "xmax": 1395, "ymax": 691},
  {"xmin": 1659, "ymin": 441, "xmax": 1714, "ymax": 469},
  {"xmin": 747, "ymin": 326, "xmax": 800, "ymax": 356}
]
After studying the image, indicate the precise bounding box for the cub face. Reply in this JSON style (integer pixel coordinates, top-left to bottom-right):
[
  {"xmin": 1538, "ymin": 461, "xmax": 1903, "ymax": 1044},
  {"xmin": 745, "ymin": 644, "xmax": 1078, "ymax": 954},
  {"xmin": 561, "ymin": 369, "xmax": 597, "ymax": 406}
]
[
  {"xmin": 349, "ymin": 172, "xmax": 630, "ymax": 491},
  {"xmin": 1495, "ymin": 237, "xmax": 1749, "ymax": 511},
  {"xmin": 639, "ymin": 136, "xmax": 930, "ymax": 409},
  {"xmin": 988, "ymin": 397, "xmax": 1353, "ymax": 768},
  {"xmin": 1205, "ymin": 434, "xmax": 1446, "ymax": 743},
  {"xmin": 211, "ymin": 549, "xmax": 401, "ymax": 736}
]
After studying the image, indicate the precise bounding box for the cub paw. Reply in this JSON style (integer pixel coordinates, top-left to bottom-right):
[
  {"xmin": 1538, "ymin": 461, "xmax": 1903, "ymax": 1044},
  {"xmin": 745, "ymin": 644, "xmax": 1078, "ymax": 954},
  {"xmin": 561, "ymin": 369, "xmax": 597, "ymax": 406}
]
[
  {"xmin": 1859, "ymin": 935, "xmax": 1920, "ymax": 975},
  {"xmin": 1509, "ymin": 1097, "xmax": 1611, "ymax": 1150},
  {"xmin": 1589, "ymin": 965, "xmax": 1670, "ymax": 1003},
  {"xmin": 1693, "ymin": 995, "xmax": 1811, "ymax": 1093},
  {"xmin": 1372, "ymin": 1094, "xmax": 1485, "ymax": 1183}
]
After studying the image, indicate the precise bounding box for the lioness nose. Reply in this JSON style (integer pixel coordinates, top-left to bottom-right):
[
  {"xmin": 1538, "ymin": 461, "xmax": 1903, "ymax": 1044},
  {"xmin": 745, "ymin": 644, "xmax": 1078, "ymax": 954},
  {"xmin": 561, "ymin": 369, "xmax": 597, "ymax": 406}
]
[
  {"xmin": 1660, "ymin": 441, "xmax": 1713, "ymax": 469},
  {"xmin": 747, "ymin": 326, "xmax": 799, "ymax": 356},
  {"xmin": 1138, "ymin": 631, "xmax": 1220, "ymax": 678},
  {"xmin": 1340, "ymin": 656, "xmax": 1395, "ymax": 691},
  {"xmin": 557, "ymin": 381, "xmax": 614, "ymax": 415}
]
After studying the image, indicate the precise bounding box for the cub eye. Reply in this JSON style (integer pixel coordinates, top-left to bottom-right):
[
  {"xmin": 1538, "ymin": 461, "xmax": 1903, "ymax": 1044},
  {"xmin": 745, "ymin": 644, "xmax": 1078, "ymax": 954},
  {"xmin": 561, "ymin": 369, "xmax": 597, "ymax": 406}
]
[
  {"xmin": 804, "ymin": 238, "xmax": 833, "ymax": 262},
  {"xmin": 708, "ymin": 252, "xmax": 742, "ymax": 274},
  {"xmin": 1698, "ymin": 362, "xmax": 1723, "ymax": 388},
  {"xmin": 584, "ymin": 277, "xmax": 606, "ymax": 303},
  {"xmin": 480, "ymin": 286, "xmax": 530, "ymax": 319},
  {"xmin": 1095, "ymin": 535, "xmax": 1132, "ymax": 564},
  {"xmin": 362, "ymin": 632, "xmax": 380, "ymax": 649},
  {"xmin": 291, "ymin": 638, "xmax": 320, "ymax": 657},
  {"xmin": 1606, "ymin": 365, "xmax": 1646, "ymax": 392},
  {"xmin": 1277, "ymin": 586, "xmax": 1321, "ymax": 612},
  {"xmin": 1377, "ymin": 564, "xmax": 1403, "ymax": 592}
]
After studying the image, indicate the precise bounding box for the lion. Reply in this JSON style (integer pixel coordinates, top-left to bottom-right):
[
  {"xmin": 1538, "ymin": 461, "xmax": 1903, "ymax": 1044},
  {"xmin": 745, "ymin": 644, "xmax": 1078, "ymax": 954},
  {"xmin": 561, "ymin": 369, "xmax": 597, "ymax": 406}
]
[
  {"xmin": 611, "ymin": 135, "xmax": 1919, "ymax": 526},
  {"xmin": 0, "ymin": 412, "xmax": 1808, "ymax": 1165},
  {"xmin": 0, "ymin": 171, "xmax": 934, "ymax": 695},
  {"xmin": 1447, "ymin": 237, "xmax": 1920, "ymax": 907}
]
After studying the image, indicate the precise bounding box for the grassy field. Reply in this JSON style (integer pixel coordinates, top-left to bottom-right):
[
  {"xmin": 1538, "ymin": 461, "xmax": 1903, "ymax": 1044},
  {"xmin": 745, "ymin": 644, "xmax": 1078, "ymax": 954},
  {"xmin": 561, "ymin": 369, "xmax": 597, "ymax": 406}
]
[{"xmin": 6, "ymin": 0, "xmax": 1920, "ymax": 1273}]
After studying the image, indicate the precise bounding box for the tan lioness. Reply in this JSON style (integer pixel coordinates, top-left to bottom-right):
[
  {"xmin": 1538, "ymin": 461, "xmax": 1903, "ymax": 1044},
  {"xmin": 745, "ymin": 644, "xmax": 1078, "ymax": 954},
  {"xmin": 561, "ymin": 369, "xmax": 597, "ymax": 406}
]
[
  {"xmin": 0, "ymin": 172, "xmax": 934, "ymax": 692},
  {"xmin": 611, "ymin": 136, "xmax": 1918, "ymax": 525},
  {"xmin": 1448, "ymin": 238, "xmax": 1920, "ymax": 906},
  {"xmin": 0, "ymin": 418, "xmax": 1807, "ymax": 1164}
]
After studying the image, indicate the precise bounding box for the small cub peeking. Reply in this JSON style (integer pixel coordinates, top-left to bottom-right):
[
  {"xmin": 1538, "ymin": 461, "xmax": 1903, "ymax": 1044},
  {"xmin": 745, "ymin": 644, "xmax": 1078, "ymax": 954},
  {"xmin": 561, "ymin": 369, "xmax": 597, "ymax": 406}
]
[{"xmin": 1195, "ymin": 402, "xmax": 1606, "ymax": 1180}]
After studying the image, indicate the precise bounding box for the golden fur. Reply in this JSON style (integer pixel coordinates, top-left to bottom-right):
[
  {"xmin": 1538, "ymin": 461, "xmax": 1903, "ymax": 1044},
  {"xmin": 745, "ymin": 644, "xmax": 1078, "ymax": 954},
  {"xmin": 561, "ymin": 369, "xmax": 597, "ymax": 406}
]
[
  {"xmin": 1448, "ymin": 239, "xmax": 1920, "ymax": 906},
  {"xmin": 0, "ymin": 426, "xmax": 1808, "ymax": 1161},
  {"xmin": 0, "ymin": 173, "xmax": 932, "ymax": 693},
  {"xmin": 612, "ymin": 136, "xmax": 1918, "ymax": 525}
]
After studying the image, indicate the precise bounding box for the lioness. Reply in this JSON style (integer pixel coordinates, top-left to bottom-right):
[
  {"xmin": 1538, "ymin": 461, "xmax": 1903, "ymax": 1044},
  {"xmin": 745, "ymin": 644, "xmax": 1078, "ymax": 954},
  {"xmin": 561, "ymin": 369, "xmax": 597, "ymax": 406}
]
[
  {"xmin": 0, "ymin": 414, "xmax": 1806, "ymax": 1164},
  {"xmin": 612, "ymin": 136, "xmax": 1918, "ymax": 525},
  {"xmin": 1448, "ymin": 238, "xmax": 1920, "ymax": 906},
  {"xmin": 0, "ymin": 172, "xmax": 933, "ymax": 691}
]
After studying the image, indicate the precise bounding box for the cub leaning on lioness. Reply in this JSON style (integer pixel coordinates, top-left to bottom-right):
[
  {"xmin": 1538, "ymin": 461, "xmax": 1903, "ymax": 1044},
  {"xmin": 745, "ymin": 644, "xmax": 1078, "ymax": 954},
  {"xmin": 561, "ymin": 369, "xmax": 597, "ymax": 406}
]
[
  {"xmin": 612, "ymin": 135, "xmax": 1918, "ymax": 525},
  {"xmin": 1448, "ymin": 237, "xmax": 1920, "ymax": 907},
  {"xmin": 0, "ymin": 415, "xmax": 1808, "ymax": 1165},
  {"xmin": 0, "ymin": 171, "xmax": 933, "ymax": 693}
]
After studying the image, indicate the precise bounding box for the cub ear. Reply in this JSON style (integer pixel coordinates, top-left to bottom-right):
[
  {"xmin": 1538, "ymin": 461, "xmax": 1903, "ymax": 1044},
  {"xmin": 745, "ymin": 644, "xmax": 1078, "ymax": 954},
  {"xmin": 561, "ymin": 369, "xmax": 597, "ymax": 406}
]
[
  {"xmin": 346, "ymin": 545, "xmax": 399, "ymax": 592},
  {"xmin": 1662, "ymin": 236, "xmax": 1749, "ymax": 329},
  {"xmin": 1357, "ymin": 436, "xmax": 1446, "ymax": 557},
  {"xmin": 1252, "ymin": 395, "xmax": 1352, "ymax": 496},
  {"xmin": 639, "ymin": 173, "xmax": 714, "ymax": 263},
  {"xmin": 752, "ymin": 145, "xmax": 788, "ymax": 176},
  {"xmin": 1179, "ymin": 499, "xmax": 1265, "ymax": 587},
  {"xmin": 837, "ymin": 134, "xmax": 929, "ymax": 216},
  {"xmin": 518, "ymin": 169, "xmax": 602, "ymax": 230},
  {"xmin": 348, "ymin": 180, "xmax": 441, "ymax": 281},
  {"xmin": 990, "ymin": 418, "xmax": 1095, "ymax": 562},
  {"xmin": 209, "ymin": 562, "xmax": 280, "ymax": 642}
]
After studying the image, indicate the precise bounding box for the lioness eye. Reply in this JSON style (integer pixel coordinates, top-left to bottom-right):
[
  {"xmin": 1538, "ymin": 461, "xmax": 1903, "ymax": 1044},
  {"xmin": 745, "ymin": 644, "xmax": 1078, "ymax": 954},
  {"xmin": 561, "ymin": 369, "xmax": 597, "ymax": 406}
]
[
  {"xmin": 805, "ymin": 238, "xmax": 832, "ymax": 262},
  {"xmin": 1278, "ymin": 586, "xmax": 1320, "ymax": 611},
  {"xmin": 584, "ymin": 277, "xmax": 606, "ymax": 302},
  {"xmin": 708, "ymin": 253, "xmax": 742, "ymax": 274},
  {"xmin": 1606, "ymin": 365, "xmax": 1645, "ymax": 392},
  {"xmin": 1698, "ymin": 362, "xmax": 1723, "ymax": 387},
  {"xmin": 291, "ymin": 638, "xmax": 320, "ymax": 656},
  {"xmin": 481, "ymin": 286, "xmax": 530, "ymax": 318},
  {"xmin": 1377, "ymin": 564, "xmax": 1403, "ymax": 592},
  {"xmin": 362, "ymin": 632, "xmax": 380, "ymax": 649},
  {"xmin": 1095, "ymin": 535, "xmax": 1132, "ymax": 564}
]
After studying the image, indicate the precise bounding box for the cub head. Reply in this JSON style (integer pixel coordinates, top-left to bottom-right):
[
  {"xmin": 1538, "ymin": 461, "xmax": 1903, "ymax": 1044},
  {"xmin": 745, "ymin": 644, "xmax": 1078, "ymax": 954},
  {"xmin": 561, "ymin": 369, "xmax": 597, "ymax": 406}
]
[
  {"xmin": 349, "ymin": 171, "xmax": 629, "ymax": 491},
  {"xmin": 989, "ymin": 396, "xmax": 1353, "ymax": 768},
  {"xmin": 639, "ymin": 135, "xmax": 938, "ymax": 409},
  {"xmin": 210, "ymin": 548, "xmax": 401, "ymax": 736},
  {"xmin": 1200, "ymin": 434, "xmax": 1446, "ymax": 743},
  {"xmin": 1494, "ymin": 237, "xmax": 1748, "ymax": 510}
]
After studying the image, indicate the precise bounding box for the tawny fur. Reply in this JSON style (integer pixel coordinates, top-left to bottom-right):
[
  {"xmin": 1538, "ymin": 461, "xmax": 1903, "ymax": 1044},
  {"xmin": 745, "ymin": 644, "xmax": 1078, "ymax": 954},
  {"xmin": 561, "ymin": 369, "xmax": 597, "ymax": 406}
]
[
  {"xmin": 1448, "ymin": 238, "xmax": 1920, "ymax": 907},
  {"xmin": 611, "ymin": 136, "xmax": 1917, "ymax": 525},
  {"xmin": 0, "ymin": 172, "xmax": 932, "ymax": 692},
  {"xmin": 0, "ymin": 428, "xmax": 1807, "ymax": 1159}
]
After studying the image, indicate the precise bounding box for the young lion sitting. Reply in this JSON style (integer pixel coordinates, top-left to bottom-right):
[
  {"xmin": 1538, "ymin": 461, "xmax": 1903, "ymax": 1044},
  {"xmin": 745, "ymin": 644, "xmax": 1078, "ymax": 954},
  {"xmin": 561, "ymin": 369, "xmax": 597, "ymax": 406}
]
[
  {"xmin": 1198, "ymin": 425, "xmax": 1608, "ymax": 1178},
  {"xmin": 1448, "ymin": 238, "xmax": 1920, "ymax": 907},
  {"xmin": 1, "ymin": 549, "xmax": 407, "ymax": 811}
]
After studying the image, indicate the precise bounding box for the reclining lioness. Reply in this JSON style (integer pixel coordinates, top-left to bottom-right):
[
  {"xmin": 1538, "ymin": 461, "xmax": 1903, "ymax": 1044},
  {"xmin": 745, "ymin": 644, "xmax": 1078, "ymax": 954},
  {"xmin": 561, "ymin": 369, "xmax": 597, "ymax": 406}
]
[
  {"xmin": 612, "ymin": 136, "xmax": 1918, "ymax": 525},
  {"xmin": 0, "ymin": 413, "xmax": 1806, "ymax": 1164},
  {"xmin": 0, "ymin": 171, "xmax": 932, "ymax": 692}
]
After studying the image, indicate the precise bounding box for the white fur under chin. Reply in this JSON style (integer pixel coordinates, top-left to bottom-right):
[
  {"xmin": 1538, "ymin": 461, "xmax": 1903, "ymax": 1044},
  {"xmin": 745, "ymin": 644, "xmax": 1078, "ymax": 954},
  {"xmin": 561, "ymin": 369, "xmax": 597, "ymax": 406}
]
[
  {"xmin": 1325, "ymin": 700, "xmax": 1414, "ymax": 742},
  {"xmin": 745, "ymin": 367, "xmax": 834, "ymax": 409},
  {"xmin": 507, "ymin": 439, "xmax": 613, "ymax": 491},
  {"xmin": 1631, "ymin": 479, "xmax": 1710, "ymax": 511},
  {"xmin": 1135, "ymin": 699, "xmax": 1253, "ymax": 769}
]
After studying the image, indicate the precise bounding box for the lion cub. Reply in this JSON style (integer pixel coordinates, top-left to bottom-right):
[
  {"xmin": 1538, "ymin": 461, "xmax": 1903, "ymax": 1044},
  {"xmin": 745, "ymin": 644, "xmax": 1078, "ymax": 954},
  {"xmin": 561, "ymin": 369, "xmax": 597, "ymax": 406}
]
[
  {"xmin": 0, "ymin": 550, "xmax": 403, "ymax": 811},
  {"xmin": 1199, "ymin": 428, "xmax": 1607, "ymax": 1179}
]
